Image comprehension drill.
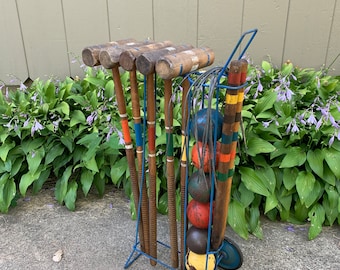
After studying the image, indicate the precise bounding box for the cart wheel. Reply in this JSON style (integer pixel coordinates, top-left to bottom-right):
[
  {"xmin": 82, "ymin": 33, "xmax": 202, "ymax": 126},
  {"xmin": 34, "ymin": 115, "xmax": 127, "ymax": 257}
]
[{"xmin": 217, "ymin": 237, "xmax": 243, "ymax": 270}]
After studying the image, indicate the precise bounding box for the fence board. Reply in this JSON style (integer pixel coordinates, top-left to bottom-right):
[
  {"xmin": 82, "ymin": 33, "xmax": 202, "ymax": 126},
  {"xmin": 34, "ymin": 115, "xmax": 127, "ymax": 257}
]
[
  {"xmin": 326, "ymin": 0, "xmax": 340, "ymax": 75},
  {"xmin": 62, "ymin": 0, "xmax": 110, "ymax": 77},
  {"xmin": 243, "ymin": 0, "xmax": 289, "ymax": 67},
  {"xmin": 198, "ymin": 0, "xmax": 243, "ymax": 67},
  {"xmin": 283, "ymin": 0, "xmax": 336, "ymax": 70},
  {"xmin": 107, "ymin": 0, "xmax": 153, "ymax": 41},
  {"xmin": 153, "ymin": 0, "xmax": 197, "ymax": 46},
  {"xmin": 0, "ymin": 1, "xmax": 28, "ymax": 85},
  {"xmin": 16, "ymin": 0, "xmax": 69, "ymax": 81}
]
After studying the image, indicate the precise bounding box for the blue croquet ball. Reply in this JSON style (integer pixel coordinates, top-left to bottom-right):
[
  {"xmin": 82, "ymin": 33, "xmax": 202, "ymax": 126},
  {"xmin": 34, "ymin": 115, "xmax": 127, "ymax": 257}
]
[{"xmin": 191, "ymin": 108, "xmax": 223, "ymax": 142}]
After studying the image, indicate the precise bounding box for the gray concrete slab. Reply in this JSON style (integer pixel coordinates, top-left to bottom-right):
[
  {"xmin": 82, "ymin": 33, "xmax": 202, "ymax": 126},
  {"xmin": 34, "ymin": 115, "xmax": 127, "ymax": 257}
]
[{"xmin": 0, "ymin": 187, "xmax": 339, "ymax": 270}]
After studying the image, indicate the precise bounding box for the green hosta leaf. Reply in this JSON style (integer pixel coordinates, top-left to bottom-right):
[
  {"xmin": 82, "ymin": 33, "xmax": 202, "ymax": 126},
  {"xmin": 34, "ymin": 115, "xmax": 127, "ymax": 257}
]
[
  {"xmin": 45, "ymin": 143, "xmax": 64, "ymax": 165},
  {"xmin": 32, "ymin": 168, "xmax": 51, "ymax": 194},
  {"xmin": 80, "ymin": 169, "xmax": 94, "ymax": 196},
  {"xmin": 254, "ymin": 91, "xmax": 277, "ymax": 115},
  {"xmin": 264, "ymin": 194, "xmax": 278, "ymax": 214},
  {"xmin": 308, "ymin": 203, "xmax": 325, "ymax": 240},
  {"xmin": 239, "ymin": 167, "xmax": 270, "ymax": 197},
  {"xmin": 10, "ymin": 156, "xmax": 24, "ymax": 177},
  {"xmin": 296, "ymin": 171, "xmax": 315, "ymax": 206},
  {"xmin": 21, "ymin": 138, "xmax": 45, "ymax": 154},
  {"xmin": 294, "ymin": 198, "xmax": 309, "ymax": 222},
  {"xmin": 281, "ymin": 62, "xmax": 293, "ymax": 76},
  {"xmin": 93, "ymin": 173, "xmax": 105, "ymax": 197},
  {"xmin": 104, "ymin": 80, "xmax": 114, "ymax": 99},
  {"xmin": 70, "ymin": 110, "xmax": 86, "ymax": 127},
  {"xmin": 19, "ymin": 171, "xmax": 41, "ymax": 196},
  {"xmin": 84, "ymin": 76, "xmax": 107, "ymax": 88},
  {"xmin": 55, "ymin": 166, "xmax": 73, "ymax": 204},
  {"xmin": 84, "ymin": 156, "xmax": 99, "ymax": 172},
  {"xmin": 323, "ymin": 148, "xmax": 340, "ymax": 179},
  {"xmin": 0, "ymin": 141, "xmax": 15, "ymax": 162},
  {"xmin": 158, "ymin": 192, "xmax": 168, "ymax": 215},
  {"xmin": 227, "ymin": 200, "xmax": 248, "ymax": 240},
  {"xmin": 239, "ymin": 182, "xmax": 255, "ymax": 207},
  {"xmin": 64, "ymin": 181, "xmax": 78, "ymax": 211},
  {"xmin": 249, "ymin": 205, "xmax": 263, "ymax": 239},
  {"xmin": 304, "ymin": 180, "xmax": 321, "ymax": 208},
  {"xmin": 110, "ymin": 157, "xmax": 127, "ymax": 185},
  {"xmin": 55, "ymin": 101, "xmax": 70, "ymax": 116},
  {"xmin": 60, "ymin": 135, "xmax": 74, "ymax": 153},
  {"xmin": 246, "ymin": 136, "xmax": 276, "ymax": 156},
  {"xmin": 321, "ymin": 163, "xmax": 336, "ymax": 186},
  {"xmin": 279, "ymin": 147, "xmax": 306, "ymax": 168},
  {"xmin": 270, "ymin": 141, "xmax": 287, "ymax": 159},
  {"xmin": 27, "ymin": 147, "xmax": 45, "ymax": 174},
  {"xmin": 44, "ymin": 80, "xmax": 55, "ymax": 102},
  {"xmin": 67, "ymin": 95, "xmax": 88, "ymax": 107},
  {"xmin": 307, "ymin": 149, "xmax": 324, "ymax": 178},
  {"xmin": 283, "ymin": 167, "xmax": 298, "ymax": 190},
  {"xmin": 261, "ymin": 60, "xmax": 272, "ymax": 74},
  {"xmin": 0, "ymin": 177, "xmax": 16, "ymax": 213},
  {"xmin": 323, "ymin": 185, "xmax": 339, "ymax": 225},
  {"xmin": 255, "ymin": 167, "xmax": 276, "ymax": 194}
]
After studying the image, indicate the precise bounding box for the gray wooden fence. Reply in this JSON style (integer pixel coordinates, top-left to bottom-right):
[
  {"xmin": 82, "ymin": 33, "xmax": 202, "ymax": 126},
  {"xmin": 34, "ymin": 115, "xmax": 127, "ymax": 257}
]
[{"xmin": 1, "ymin": 0, "xmax": 339, "ymax": 85}]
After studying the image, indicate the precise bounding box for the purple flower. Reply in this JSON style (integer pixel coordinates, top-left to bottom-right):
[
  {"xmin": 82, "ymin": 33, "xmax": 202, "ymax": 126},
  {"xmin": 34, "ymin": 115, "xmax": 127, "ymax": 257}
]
[
  {"xmin": 19, "ymin": 82, "xmax": 27, "ymax": 91},
  {"xmin": 329, "ymin": 136, "xmax": 335, "ymax": 146},
  {"xmin": 86, "ymin": 111, "xmax": 98, "ymax": 125},
  {"xmin": 106, "ymin": 126, "xmax": 113, "ymax": 142},
  {"xmin": 31, "ymin": 119, "xmax": 44, "ymax": 136},
  {"xmin": 306, "ymin": 113, "xmax": 317, "ymax": 125},
  {"xmin": 262, "ymin": 120, "xmax": 272, "ymax": 128}
]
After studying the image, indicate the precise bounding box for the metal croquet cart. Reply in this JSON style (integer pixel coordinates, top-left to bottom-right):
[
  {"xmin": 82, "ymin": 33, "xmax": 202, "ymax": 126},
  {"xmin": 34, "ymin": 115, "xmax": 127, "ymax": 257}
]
[{"xmin": 82, "ymin": 28, "xmax": 257, "ymax": 270}]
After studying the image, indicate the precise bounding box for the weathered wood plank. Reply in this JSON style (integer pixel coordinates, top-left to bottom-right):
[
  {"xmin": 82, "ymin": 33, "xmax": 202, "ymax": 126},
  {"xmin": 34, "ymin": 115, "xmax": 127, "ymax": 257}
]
[
  {"xmin": 0, "ymin": 1, "xmax": 28, "ymax": 85},
  {"xmin": 153, "ymin": 0, "xmax": 197, "ymax": 47},
  {"xmin": 107, "ymin": 0, "xmax": 153, "ymax": 41},
  {"xmin": 243, "ymin": 0, "xmax": 290, "ymax": 67},
  {"xmin": 16, "ymin": 0, "xmax": 69, "ymax": 81},
  {"xmin": 62, "ymin": 0, "xmax": 111, "ymax": 77},
  {"xmin": 283, "ymin": 0, "xmax": 336, "ymax": 69},
  {"xmin": 197, "ymin": 0, "xmax": 243, "ymax": 67},
  {"xmin": 326, "ymin": 1, "xmax": 340, "ymax": 75}
]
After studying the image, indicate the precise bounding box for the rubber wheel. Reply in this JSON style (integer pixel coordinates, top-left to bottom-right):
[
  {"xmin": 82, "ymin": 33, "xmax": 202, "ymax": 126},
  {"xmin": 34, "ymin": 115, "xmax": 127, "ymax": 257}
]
[{"xmin": 217, "ymin": 237, "xmax": 243, "ymax": 270}]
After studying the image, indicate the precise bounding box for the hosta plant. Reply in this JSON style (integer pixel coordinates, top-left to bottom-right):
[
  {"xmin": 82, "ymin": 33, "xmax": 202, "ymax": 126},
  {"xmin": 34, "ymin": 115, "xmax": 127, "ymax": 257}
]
[{"xmin": 228, "ymin": 60, "xmax": 340, "ymax": 240}]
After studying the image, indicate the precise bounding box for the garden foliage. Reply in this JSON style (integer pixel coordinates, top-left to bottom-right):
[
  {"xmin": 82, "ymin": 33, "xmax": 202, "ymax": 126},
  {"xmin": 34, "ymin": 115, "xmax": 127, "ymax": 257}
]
[{"xmin": 0, "ymin": 60, "xmax": 339, "ymax": 240}]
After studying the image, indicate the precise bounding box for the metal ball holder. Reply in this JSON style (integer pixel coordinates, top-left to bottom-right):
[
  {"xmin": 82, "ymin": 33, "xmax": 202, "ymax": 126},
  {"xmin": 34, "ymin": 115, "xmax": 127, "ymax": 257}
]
[{"xmin": 82, "ymin": 28, "xmax": 257, "ymax": 270}]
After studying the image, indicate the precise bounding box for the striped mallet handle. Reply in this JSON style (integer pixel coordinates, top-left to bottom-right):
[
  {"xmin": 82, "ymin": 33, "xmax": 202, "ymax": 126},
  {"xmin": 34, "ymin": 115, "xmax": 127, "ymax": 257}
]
[
  {"xmin": 129, "ymin": 69, "xmax": 150, "ymax": 255},
  {"xmin": 211, "ymin": 60, "xmax": 242, "ymax": 250},
  {"xmin": 146, "ymin": 73, "xmax": 158, "ymax": 266},
  {"xmin": 111, "ymin": 66, "xmax": 147, "ymax": 253},
  {"xmin": 164, "ymin": 79, "xmax": 179, "ymax": 268},
  {"xmin": 180, "ymin": 78, "xmax": 190, "ymax": 270}
]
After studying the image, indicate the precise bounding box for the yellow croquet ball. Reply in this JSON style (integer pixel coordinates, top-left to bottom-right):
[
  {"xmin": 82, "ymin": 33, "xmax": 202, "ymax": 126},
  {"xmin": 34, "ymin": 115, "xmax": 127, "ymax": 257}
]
[{"xmin": 185, "ymin": 250, "xmax": 216, "ymax": 270}]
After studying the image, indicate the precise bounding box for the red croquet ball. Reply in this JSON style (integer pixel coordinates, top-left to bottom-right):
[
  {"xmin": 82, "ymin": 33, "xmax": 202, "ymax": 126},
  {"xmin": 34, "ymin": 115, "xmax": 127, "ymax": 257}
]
[
  {"xmin": 191, "ymin": 141, "xmax": 221, "ymax": 173},
  {"xmin": 187, "ymin": 199, "xmax": 212, "ymax": 229}
]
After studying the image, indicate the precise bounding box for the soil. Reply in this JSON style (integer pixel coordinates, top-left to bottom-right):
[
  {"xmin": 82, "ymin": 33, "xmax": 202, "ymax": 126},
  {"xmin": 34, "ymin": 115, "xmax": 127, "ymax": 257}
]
[{"xmin": 1, "ymin": 186, "xmax": 340, "ymax": 270}]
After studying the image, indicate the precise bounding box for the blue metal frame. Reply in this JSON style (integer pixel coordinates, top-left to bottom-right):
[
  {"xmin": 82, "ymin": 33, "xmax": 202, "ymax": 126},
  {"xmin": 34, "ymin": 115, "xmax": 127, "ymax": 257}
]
[{"xmin": 125, "ymin": 28, "xmax": 257, "ymax": 270}]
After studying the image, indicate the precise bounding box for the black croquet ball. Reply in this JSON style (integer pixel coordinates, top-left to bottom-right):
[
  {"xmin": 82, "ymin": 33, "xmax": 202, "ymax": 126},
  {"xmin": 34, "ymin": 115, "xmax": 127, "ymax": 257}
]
[
  {"xmin": 186, "ymin": 226, "xmax": 209, "ymax": 254},
  {"xmin": 191, "ymin": 108, "xmax": 223, "ymax": 142},
  {"xmin": 188, "ymin": 170, "xmax": 211, "ymax": 203}
]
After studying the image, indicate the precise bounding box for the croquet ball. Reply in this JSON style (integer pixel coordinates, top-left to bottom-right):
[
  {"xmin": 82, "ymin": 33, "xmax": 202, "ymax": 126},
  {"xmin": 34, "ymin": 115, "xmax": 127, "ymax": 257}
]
[
  {"xmin": 188, "ymin": 170, "xmax": 211, "ymax": 203},
  {"xmin": 191, "ymin": 141, "xmax": 221, "ymax": 172},
  {"xmin": 186, "ymin": 250, "xmax": 216, "ymax": 270},
  {"xmin": 191, "ymin": 108, "xmax": 223, "ymax": 141},
  {"xmin": 187, "ymin": 199, "xmax": 212, "ymax": 229},
  {"xmin": 186, "ymin": 226, "xmax": 209, "ymax": 254}
]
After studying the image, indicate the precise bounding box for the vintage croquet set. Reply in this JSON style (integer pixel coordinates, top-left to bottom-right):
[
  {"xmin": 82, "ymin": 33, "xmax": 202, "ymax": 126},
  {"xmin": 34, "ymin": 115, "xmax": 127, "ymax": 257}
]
[{"xmin": 82, "ymin": 28, "xmax": 257, "ymax": 270}]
